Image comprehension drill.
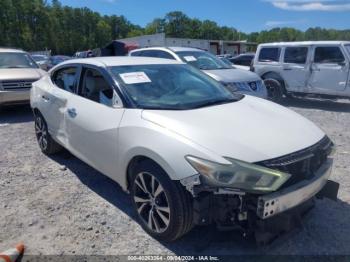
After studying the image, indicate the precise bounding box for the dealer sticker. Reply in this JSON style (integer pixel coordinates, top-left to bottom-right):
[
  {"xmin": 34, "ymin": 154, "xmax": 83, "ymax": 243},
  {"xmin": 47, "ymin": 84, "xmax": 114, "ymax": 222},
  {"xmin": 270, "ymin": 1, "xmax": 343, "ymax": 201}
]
[
  {"xmin": 119, "ymin": 72, "xmax": 151, "ymax": 84},
  {"xmin": 183, "ymin": 56, "xmax": 197, "ymax": 62}
]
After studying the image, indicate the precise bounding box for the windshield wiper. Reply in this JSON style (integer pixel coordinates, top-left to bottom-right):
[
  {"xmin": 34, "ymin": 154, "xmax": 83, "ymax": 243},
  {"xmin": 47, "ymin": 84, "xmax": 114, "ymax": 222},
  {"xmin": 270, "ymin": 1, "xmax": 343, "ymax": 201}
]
[
  {"xmin": 4, "ymin": 66, "xmax": 28, "ymax": 68},
  {"xmin": 192, "ymin": 98, "xmax": 236, "ymax": 109}
]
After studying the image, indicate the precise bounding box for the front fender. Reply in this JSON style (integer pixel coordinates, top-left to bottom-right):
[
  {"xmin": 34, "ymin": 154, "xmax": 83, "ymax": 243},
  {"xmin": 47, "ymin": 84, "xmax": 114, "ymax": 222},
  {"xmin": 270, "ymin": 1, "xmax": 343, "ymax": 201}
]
[{"xmin": 115, "ymin": 111, "xmax": 225, "ymax": 190}]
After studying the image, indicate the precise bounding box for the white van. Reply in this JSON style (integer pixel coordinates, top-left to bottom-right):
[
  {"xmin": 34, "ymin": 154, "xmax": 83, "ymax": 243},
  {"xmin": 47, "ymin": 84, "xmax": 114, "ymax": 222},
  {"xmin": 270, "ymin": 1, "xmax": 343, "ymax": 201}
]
[{"xmin": 252, "ymin": 41, "xmax": 350, "ymax": 102}]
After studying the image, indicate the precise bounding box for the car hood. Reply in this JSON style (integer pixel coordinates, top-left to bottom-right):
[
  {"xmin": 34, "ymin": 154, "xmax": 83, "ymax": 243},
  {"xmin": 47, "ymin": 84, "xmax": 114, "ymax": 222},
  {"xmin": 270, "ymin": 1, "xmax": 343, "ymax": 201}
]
[
  {"xmin": 0, "ymin": 68, "xmax": 46, "ymax": 81},
  {"xmin": 203, "ymin": 68, "xmax": 260, "ymax": 83},
  {"xmin": 141, "ymin": 96, "xmax": 325, "ymax": 163}
]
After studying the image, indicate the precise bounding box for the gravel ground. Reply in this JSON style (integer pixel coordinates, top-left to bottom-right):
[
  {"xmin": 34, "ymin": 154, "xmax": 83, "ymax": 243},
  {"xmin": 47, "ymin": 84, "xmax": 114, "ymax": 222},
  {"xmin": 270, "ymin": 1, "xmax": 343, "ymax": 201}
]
[{"xmin": 0, "ymin": 98, "xmax": 350, "ymax": 258}]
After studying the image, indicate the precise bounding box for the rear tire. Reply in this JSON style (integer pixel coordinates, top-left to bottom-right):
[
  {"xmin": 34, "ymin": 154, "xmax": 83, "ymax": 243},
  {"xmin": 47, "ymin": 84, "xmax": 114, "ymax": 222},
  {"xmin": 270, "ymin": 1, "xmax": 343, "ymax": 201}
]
[
  {"xmin": 264, "ymin": 78, "xmax": 283, "ymax": 103},
  {"xmin": 130, "ymin": 160, "xmax": 193, "ymax": 242},
  {"xmin": 34, "ymin": 113, "xmax": 63, "ymax": 155}
]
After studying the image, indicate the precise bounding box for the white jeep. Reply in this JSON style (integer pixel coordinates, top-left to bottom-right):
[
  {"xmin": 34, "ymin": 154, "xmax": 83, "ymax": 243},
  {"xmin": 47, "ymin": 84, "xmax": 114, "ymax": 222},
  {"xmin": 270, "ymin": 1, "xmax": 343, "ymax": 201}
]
[{"xmin": 252, "ymin": 41, "xmax": 350, "ymax": 102}]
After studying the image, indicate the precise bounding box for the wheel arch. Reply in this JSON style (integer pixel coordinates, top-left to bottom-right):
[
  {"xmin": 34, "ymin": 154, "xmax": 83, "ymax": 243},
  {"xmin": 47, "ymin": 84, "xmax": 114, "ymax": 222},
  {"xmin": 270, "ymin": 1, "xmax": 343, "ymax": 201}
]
[
  {"xmin": 126, "ymin": 155, "xmax": 162, "ymax": 190},
  {"xmin": 261, "ymin": 71, "xmax": 287, "ymax": 93},
  {"xmin": 123, "ymin": 151, "xmax": 180, "ymax": 192},
  {"xmin": 32, "ymin": 107, "xmax": 41, "ymax": 116}
]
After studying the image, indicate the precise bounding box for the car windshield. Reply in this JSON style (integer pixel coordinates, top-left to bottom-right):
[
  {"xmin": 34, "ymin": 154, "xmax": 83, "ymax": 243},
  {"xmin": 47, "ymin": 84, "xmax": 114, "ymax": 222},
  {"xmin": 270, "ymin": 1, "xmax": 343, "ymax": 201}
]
[
  {"xmin": 176, "ymin": 51, "xmax": 232, "ymax": 70},
  {"xmin": 0, "ymin": 52, "xmax": 38, "ymax": 69},
  {"xmin": 220, "ymin": 57, "xmax": 233, "ymax": 67},
  {"xmin": 110, "ymin": 64, "xmax": 242, "ymax": 110},
  {"xmin": 32, "ymin": 55, "xmax": 48, "ymax": 62}
]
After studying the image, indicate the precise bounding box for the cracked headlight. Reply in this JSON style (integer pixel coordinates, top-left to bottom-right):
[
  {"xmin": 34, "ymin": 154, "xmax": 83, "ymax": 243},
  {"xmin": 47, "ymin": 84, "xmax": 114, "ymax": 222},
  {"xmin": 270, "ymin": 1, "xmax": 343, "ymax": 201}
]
[{"xmin": 186, "ymin": 156, "xmax": 291, "ymax": 193}]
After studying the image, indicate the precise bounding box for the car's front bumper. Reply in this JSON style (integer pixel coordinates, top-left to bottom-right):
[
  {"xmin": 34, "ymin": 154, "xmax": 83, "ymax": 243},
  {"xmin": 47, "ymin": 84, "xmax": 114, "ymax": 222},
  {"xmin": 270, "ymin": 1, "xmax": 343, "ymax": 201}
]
[
  {"xmin": 0, "ymin": 90, "xmax": 30, "ymax": 105},
  {"xmin": 257, "ymin": 158, "xmax": 333, "ymax": 219}
]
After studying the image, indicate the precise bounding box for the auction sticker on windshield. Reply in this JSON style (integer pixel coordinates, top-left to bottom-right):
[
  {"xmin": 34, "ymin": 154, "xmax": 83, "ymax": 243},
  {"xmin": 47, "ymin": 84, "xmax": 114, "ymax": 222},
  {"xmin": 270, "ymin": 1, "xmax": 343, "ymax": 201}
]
[
  {"xmin": 119, "ymin": 72, "xmax": 151, "ymax": 84},
  {"xmin": 183, "ymin": 56, "xmax": 197, "ymax": 62}
]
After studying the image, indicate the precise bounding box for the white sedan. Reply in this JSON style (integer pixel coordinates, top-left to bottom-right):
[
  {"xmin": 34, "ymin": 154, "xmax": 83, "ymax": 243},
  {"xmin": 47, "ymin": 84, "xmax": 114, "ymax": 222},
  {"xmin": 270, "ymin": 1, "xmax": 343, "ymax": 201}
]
[{"xmin": 30, "ymin": 57, "xmax": 337, "ymax": 243}]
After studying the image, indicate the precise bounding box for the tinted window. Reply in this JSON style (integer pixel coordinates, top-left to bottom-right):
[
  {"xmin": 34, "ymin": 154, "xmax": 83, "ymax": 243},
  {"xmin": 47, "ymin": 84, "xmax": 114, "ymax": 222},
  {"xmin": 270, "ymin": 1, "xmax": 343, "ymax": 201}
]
[
  {"xmin": 130, "ymin": 51, "xmax": 142, "ymax": 57},
  {"xmin": 79, "ymin": 68, "xmax": 114, "ymax": 106},
  {"xmin": 110, "ymin": 64, "xmax": 240, "ymax": 110},
  {"xmin": 230, "ymin": 55, "xmax": 254, "ymax": 66},
  {"xmin": 140, "ymin": 50, "xmax": 159, "ymax": 58},
  {"xmin": 52, "ymin": 67, "xmax": 78, "ymax": 93},
  {"xmin": 258, "ymin": 48, "xmax": 281, "ymax": 62},
  {"xmin": 314, "ymin": 47, "xmax": 345, "ymax": 63},
  {"xmin": 157, "ymin": 51, "xmax": 175, "ymax": 60},
  {"xmin": 284, "ymin": 47, "xmax": 308, "ymax": 64}
]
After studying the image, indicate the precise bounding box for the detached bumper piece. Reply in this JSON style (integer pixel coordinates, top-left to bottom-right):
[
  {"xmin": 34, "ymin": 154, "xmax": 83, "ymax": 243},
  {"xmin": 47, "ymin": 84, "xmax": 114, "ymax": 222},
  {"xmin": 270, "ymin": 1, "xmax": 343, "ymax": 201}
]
[{"xmin": 254, "ymin": 198, "xmax": 315, "ymax": 246}]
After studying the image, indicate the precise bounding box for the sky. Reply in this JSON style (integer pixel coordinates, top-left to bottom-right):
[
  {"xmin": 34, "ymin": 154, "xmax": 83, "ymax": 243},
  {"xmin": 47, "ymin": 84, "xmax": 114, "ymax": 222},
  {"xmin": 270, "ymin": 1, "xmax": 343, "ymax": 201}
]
[{"xmin": 58, "ymin": 0, "xmax": 350, "ymax": 33}]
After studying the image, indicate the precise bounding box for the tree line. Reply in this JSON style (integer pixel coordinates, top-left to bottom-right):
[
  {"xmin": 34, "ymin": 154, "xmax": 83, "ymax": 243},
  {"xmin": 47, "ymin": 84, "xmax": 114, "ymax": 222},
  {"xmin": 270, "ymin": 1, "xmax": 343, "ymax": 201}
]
[{"xmin": 1, "ymin": 0, "xmax": 350, "ymax": 55}]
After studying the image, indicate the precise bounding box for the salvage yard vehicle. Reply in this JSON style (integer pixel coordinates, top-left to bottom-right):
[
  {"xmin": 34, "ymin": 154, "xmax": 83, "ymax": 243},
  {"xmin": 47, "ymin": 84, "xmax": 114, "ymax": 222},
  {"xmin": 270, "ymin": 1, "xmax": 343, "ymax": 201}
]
[
  {"xmin": 252, "ymin": 41, "xmax": 350, "ymax": 102},
  {"xmin": 31, "ymin": 54, "xmax": 50, "ymax": 71},
  {"xmin": 230, "ymin": 53, "xmax": 255, "ymax": 67},
  {"xmin": 30, "ymin": 57, "xmax": 338, "ymax": 244},
  {"xmin": 0, "ymin": 48, "xmax": 46, "ymax": 107},
  {"xmin": 129, "ymin": 47, "xmax": 268, "ymax": 99}
]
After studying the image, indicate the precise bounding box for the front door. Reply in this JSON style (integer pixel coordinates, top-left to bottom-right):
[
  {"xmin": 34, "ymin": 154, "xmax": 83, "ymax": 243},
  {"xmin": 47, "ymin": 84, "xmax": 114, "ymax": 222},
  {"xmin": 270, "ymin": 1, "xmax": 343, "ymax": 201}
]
[
  {"xmin": 308, "ymin": 46, "xmax": 349, "ymax": 93},
  {"xmin": 65, "ymin": 66, "xmax": 125, "ymax": 177},
  {"xmin": 42, "ymin": 66, "xmax": 79, "ymax": 146},
  {"xmin": 281, "ymin": 46, "xmax": 310, "ymax": 92}
]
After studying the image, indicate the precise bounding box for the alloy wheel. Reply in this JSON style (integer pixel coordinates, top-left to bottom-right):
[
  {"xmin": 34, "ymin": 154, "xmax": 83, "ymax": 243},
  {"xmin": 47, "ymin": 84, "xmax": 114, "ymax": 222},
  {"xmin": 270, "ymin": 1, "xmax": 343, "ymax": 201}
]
[
  {"xmin": 133, "ymin": 172, "xmax": 170, "ymax": 233},
  {"xmin": 35, "ymin": 116, "xmax": 48, "ymax": 151}
]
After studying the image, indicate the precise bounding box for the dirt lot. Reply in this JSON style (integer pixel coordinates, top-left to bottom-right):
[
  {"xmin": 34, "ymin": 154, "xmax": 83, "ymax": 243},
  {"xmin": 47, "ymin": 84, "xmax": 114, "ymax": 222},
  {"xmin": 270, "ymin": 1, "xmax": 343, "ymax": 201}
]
[{"xmin": 1, "ymin": 98, "xmax": 350, "ymax": 257}]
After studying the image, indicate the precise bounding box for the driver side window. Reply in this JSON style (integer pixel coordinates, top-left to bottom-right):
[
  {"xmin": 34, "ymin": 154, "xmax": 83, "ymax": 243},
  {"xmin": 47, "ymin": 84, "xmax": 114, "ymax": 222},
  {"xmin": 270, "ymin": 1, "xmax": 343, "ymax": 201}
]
[
  {"xmin": 52, "ymin": 67, "xmax": 78, "ymax": 93},
  {"xmin": 79, "ymin": 68, "xmax": 115, "ymax": 107}
]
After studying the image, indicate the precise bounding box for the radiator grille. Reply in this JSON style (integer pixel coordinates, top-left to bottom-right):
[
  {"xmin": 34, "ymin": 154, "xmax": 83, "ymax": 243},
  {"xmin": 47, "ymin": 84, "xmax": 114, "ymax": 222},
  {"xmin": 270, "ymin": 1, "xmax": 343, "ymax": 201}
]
[
  {"xmin": 0, "ymin": 79, "xmax": 38, "ymax": 90},
  {"xmin": 257, "ymin": 136, "xmax": 333, "ymax": 188}
]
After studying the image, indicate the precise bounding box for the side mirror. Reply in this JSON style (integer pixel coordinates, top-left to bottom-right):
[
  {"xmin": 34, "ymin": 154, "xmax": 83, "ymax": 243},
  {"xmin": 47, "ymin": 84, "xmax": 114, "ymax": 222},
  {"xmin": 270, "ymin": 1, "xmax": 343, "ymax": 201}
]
[
  {"xmin": 99, "ymin": 89, "xmax": 123, "ymax": 108},
  {"xmin": 338, "ymin": 61, "xmax": 346, "ymax": 67},
  {"xmin": 112, "ymin": 91, "xmax": 123, "ymax": 108}
]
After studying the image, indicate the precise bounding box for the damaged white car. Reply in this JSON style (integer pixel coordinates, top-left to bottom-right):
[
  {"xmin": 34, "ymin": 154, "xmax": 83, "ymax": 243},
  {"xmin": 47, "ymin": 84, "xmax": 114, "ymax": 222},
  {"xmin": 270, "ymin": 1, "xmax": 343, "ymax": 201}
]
[{"xmin": 30, "ymin": 57, "xmax": 338, "ymax": 243}]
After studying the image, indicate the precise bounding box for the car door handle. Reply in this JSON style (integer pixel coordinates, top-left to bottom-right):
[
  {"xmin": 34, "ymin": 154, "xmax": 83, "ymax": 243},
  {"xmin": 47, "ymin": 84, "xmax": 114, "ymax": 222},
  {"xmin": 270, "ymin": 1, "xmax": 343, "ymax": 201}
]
[
  {"xmin": 42, "ymin": 95, "xmax": 50, "ymax": 101},
  {"xmin": 67, "ymin": 108, "xmax": 77, "ymax": 118},
  {"xmin": 283, "ymin": 68, "xmax": 292, "ymax": 71}
]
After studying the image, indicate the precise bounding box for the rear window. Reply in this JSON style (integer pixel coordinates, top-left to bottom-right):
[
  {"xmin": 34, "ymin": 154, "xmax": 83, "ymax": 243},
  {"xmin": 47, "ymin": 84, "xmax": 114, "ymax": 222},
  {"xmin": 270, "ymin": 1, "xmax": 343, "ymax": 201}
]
[
  {"xmin": 284, "ymin": 47, "xmax": 308, "ymax": 64},
  {"xmin": 258, "ymin": 48, "xmax": 280, "ymax": 62},
  {"xmin": 314, "ymin": 46, "xmax": 345, "ymax": 63}
]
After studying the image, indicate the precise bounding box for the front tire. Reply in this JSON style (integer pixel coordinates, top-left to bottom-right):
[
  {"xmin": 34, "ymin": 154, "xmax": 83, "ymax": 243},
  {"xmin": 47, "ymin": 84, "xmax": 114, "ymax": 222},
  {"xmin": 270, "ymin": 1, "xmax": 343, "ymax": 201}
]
[
  {"xmin": 34, "ymin": 113, "xmax": 63, "ymax": 155},
  {"xmin": 130, "ymin": 160, "xmax": 193, "ymax": 242},
  {"xmin": 264, "ymin": 78, "xmax": 283, "ymax": 103}
]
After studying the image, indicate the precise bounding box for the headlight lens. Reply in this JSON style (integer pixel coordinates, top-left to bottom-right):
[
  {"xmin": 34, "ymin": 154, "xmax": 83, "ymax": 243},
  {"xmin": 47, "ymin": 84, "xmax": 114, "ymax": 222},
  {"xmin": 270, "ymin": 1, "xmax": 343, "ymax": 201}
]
[
  {"xmin": 222, "ymin": 82, "xmax": 238, "ymax": 92},
  {"xmin": 186, "ymin": 156, "xmax": 291, "ymax": 193}
]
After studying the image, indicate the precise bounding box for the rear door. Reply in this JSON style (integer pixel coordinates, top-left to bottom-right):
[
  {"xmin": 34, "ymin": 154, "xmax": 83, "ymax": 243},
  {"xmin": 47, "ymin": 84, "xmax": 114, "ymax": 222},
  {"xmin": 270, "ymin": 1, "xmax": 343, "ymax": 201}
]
[
  {"xmin": 281, "ymin": 46, "xmax": 310, "ymax": 92},
  {"xmin": 308, "ymin": 45, "xmax": 349, "ymax": 92},
  {"xmin": 65, "ymin": 65, "xmax": 125, "ymax": 177}
]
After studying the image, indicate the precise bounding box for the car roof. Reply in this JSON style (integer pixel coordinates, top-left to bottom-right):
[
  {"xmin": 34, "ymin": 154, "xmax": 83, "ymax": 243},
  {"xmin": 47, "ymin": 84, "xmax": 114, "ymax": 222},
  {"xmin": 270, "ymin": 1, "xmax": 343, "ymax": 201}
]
[
  {"xmin": 0, "ymin": 48, "xmax": 25, "ymax": 53},
  {"xmin": 167, "ymin": 46, "xmax": 203, "ymax": 52},
  {"xmin": 130, "ymin": 46, "xmax": 203, "ymax": 53},
  {"xmin": 59, "ymin": 56, "xmax": 185, "ymax": 67},
  {"xmin": 259, "ymin": 41, "xmax": 350, "ymax": 47}
]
